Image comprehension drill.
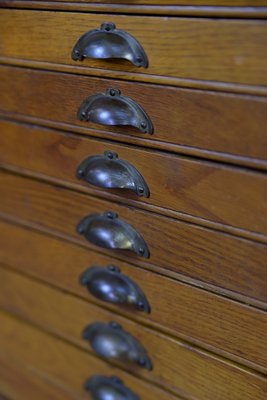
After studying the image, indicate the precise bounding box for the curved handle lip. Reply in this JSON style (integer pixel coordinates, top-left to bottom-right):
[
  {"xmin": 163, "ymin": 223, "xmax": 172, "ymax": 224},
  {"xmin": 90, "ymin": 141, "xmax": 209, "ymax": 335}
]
[
  {"xmin": 76, "ymin": 211, "xmax": 150, "ymax": 258},
  {"xmin": 79, "ymin": 265, "xmax": 151, "ymax": 313},
  {"xmin": 77, "ymin": 88, "xmax": 154, "ymax": 134},
  {"xmin": 72, "ymin": 22, "xmax": 148, "ymax": 68},
  {"xmin": 84, "ymin": 375, "xmax": 140, "ymax": 400},
  {"xmin": 76, "ymin": 150, "xmax": 150, "ymax": 198},
  {"xmin": 82, "ymin": 321, "xmax": 152, "ymax": 370}
]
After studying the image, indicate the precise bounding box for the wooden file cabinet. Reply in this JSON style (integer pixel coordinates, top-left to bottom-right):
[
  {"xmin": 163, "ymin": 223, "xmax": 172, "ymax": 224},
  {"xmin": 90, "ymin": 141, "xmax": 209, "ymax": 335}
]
[{"xmin": 0, "ymin": 1, "xmax": 266, "ymax": 399}]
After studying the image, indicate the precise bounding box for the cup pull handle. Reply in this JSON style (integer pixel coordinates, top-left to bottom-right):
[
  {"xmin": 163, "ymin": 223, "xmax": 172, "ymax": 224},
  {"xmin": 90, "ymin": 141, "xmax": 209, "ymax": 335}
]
[
  {"xmin": 76, "ymin": 150, "xmax": 150, "ymax": 197},
  {"xmin": 80, "ymin": 265, "xmax": 151, "ymax": 313},
  {"xmin": 77, "ymin": 88, "xmax": 153, "ymax": 134},
  {"xmin": 76, "ymin": 211, "xmax": 150, "ymax": 258},
  {"xmin": 82, "ymin": 321, "xmax": 152, "ymax": 370},
  {"xmin": 84, "ymin": 375, "xmax": 139, "ymax": 400},
  {"xmin": 72, "ymin": 22, "xmax": 148, "ymax": 68}
]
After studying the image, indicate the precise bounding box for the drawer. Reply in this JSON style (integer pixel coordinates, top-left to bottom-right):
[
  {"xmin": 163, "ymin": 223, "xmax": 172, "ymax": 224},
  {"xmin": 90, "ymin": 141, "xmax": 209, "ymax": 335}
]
[
  {"xmin": 1, "ymin": 10, "xmax": 267, "ymax": 86},
  {"xmin": 1, "ymin": 120, "xmax": 267, "ymax": 237},
  {"xmin": 1, "ymin": 221, "xmax": 266, "ymax": 369},
  {"xmin": 0, "ymin": 269, "xmax": 266, "ymax": 400},
  {"xmin": 0, "ymin": 312, "xmax": 177, "ymax": 400},
  {"xmin": 45, "ymin": 1, "xmax": 267, "ymax": 5},
  {"xmin": 0, "ymin": 171, "xmax": 266, "ymax": 304},
  {"xmin": 0, "ymin": 354, "xmax": 76, "ymax": 400},
  {"xmin": 1, "ymin": 67, "xmax": 267, "ymax": 166}
]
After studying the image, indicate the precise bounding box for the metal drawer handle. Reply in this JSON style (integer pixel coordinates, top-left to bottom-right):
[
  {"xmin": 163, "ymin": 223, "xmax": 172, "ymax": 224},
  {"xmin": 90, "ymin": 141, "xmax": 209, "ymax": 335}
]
[
  {"xmin": 76, "ymin": 150, "xmax": 150, "ymax": 197},
  {"xmin": 80, "ymin": 265, "xmax": 151, "ymax": 313},
  {"xmin": 84, "ymin": 376, "xmax": 139, "ymax": 400},
  {"xmin": 76, "ymin": 211, "xmax": 149, "ymax": 258},
  {"xmin": 77, "ymin": 88, "xmax": 153, "ymax": 134},
  {"xmin": 82, "ymin": 321, "xmax": 152, "ymax": 370},
  {"xmin": 72, "ymin": 22, "xmax": 148, "ymax": 68}
]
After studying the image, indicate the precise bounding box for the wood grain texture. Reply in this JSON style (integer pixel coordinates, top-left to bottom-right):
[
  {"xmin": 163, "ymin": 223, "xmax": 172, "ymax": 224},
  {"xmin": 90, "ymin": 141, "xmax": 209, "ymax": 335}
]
[
  {"xmin": 1, "ymin": 120, "xmax": 267, "ymax": 237},
  {"xmin": 40, "ymin": 0, "xmax": 267, "ymax": 5},
  {"xmin": 0, "ymin": 10, "xmax": 267, "ymax": 86},
  {"xmin": 0, "ymin": 312, "xmax": 178, "ymax": 400},
  {"xmin": 1, "ymin": 3, "xmax": 266, "ymax": 400},
  {"xmin": 0, "ymin": 171, "xmax": 266, "ymax": 305},
  {"xmin": 1, "ymin": 2, "xmax": 267, "ymax": 19},
  {"xmin": 1, "ymin": 66, "xmax": 267, "ymax": 166},
  {"xmin": 2, "ymin": 3, "xmax": 267, "ymax": 19},
  {"xmin": 0, "ymin": 353, "xmax": 79, "ymax": 400},
  {"xmin": 1, "ymin": 221, "xmax": 266, "ymax": 369},
  {"xmin": 7, "ymin": 159, "xmax": 267, "ymax": 244},
  {"xmin": 3, "ymin": 113, "xmax": 267, "ymax": 173},
  {"xmin": 0, "ymin": 271, "xmax": 266, "ymax": 399},
  {"xmin": 2, "ymin": 57, "xmax": 266, "ymax": 97}
]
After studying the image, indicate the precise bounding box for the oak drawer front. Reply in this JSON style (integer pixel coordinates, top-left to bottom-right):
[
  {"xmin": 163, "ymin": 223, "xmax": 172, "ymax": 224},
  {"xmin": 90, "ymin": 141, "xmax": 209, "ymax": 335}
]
[
  {"xmin": 1, "ymin": 10, "xmax": 267, "ymax": 86},
  {"xmin": 47, "ymin": 0, "xmax": 267, "ymax": 5},
  {"xmin": 0, "ymin": 354, "xmax": 77, "ymax": 400},
  {"xmin": 0, "ymin": 172, "xmax": 266, "ymax": 305},
  {"xmin": 0, "ymin": 270, "xmax": 266, "ymax": 400},
  {"xmin": 0, "ymin": 312, "xmax": 177, "ymax": 400},
  {"xmin": 1, "ymin": 120, "xmax": 267, "ymax": 236},
  {"xmin": 1, "ymin": 221, "xmax": 266, "ymax": 370},
  {"xmin": 1, "ymin": 67, "xmax": 267, "ymax": 165}
]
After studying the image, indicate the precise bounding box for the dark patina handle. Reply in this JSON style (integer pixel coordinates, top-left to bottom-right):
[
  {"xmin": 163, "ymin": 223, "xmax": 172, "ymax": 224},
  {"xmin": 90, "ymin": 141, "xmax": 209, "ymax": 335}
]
[
  {"xmin": 76, "ymin": 150, "xmax": 150, "ymax": 197},
  {"xmin": 77, "ymin": 88, "xmax": 153, "ymax": 134},
  {"xmin": 76, "ymin": 211, "xmax": 149, "ymax": 258},
  {"xmin": 72, "ymin": 22, "xmax": 148, "ymax": 68},
  {"xmin": 84, "ymin": 376, "xmax": 139, "ymax": 400},
  {"xmin": 82, "ymin": 321, "xmax": 152, "ymax": 370},
  {"xmin": 80, "ymin": 265, "xmax": 151, "ymax": 313}
]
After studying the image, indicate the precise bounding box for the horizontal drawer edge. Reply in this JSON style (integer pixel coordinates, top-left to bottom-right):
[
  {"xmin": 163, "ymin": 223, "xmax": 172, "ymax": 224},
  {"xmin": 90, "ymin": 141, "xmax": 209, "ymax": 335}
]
[
  {"xmin": 1, "ymin": 118, "xmax": 267, "ymax": 240},
  {"xmin": 1, "ymin": 57, "xmax": 267, "ymax": 97},
  {"xmin": 1, "ymin": 111, "xmax": 267, "ymax": 172},
  {"xmin": 0, "ymin": 311, "xmax": 179, "ymax": 400},
  {"xmin": 0, "ymin": 172, "xmax": 266, "ymax": 306},
  {"xmin": 2, "ymin": 1, "xmax": 267, "ymax": 18},
  {"xmin": 0, "ymin": 215, "xmax": 266, "ymax": 311},
  {"xmin": 0, "ymin": 268, "xmax": 266, "ymax": 393},
  {"xmin": 0, "ymin": 224, "xmax": 267, "ymax": 374},
  {"xmin": 0, "ymin": 350, "xmax": 80, "ymax": 400},
  {"xmin": 2, "ymin": 162, "xmax": 267, "ymax": 246}
]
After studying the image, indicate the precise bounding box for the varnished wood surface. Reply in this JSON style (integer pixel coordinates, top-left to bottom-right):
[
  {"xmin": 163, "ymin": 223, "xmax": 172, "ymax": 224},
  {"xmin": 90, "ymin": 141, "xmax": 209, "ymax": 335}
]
[
  {"xmin": 0, "ymin": 172, "xmax": 266, "ymax": 306},
  {"xmin": 2, "ymin": 57, "xmax": 267, "ymax": 97},
  {"xmin": 0, "ymin": 312, "xmax": 179, "ymax": 400},
  {"xmin": 8, "ymin": 159, "xmax": 267, "ymax": 244},
  {"xmin": 3, "ymin": 1, "xmax": 267, "ymax": 19},
  {"xmin": 1, "ymin": 10, "xmax": 267, "ymax": 87},
  {"xmin": 0, "ymin": 3, "xmax": 266, "ymax": 400},
  {"xmin": 4, "ymin": 112, "xmax": 267, "ymax": 172},
  {"xmin": 1, "ymin": 220, "xmax": 266, "ymax": 369},
  {"xmin": 1, "ymin": 2, "xmax": 267, "ymax": 18},
  {"xmin": 0, "ymin": 272, "xmax": 266, "ymax": 399},
  {"xmin": 38, "ymin": 0, "xmax": 267, "ymax": 5},
  {"xmin": 1, "ymin": 120, "xmax": 267, "ymax": 237},
  {"xmin": 0, "ymin": 353, "xmax": 78, "ymax": 400},
  {"xmin": 1, "ymin": 66, "xmax": 267, "ymax": 168}
]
